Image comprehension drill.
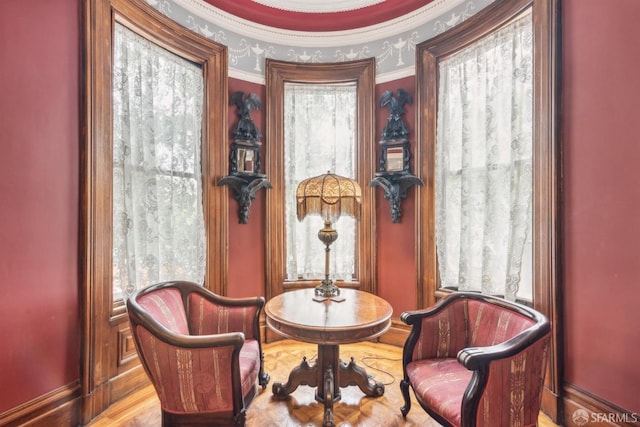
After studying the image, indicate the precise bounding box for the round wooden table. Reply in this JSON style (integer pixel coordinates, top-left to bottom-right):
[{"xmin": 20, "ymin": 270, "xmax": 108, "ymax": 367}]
[{"xmin": 265, "ymin": 288, "xmax": 392, "ymax": 427}]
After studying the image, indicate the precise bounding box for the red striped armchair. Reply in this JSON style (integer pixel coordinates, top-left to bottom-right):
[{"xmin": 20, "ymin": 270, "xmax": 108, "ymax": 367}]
[
  {"xmin": 400, "ymin": 292, "xmax": 550, "ymax": 427},
  {"xmin": 127, "ymin": 281, "xmax": 270, "ymax": 426}
]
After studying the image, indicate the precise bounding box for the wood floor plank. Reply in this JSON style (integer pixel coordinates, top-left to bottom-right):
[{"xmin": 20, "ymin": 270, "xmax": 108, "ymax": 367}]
[{"xmin": 87, "ymin": 340, "xmax": 560, "ymax": 426}]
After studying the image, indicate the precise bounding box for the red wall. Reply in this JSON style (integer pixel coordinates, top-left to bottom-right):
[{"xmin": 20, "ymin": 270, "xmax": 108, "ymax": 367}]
[
  {"xmin": 223, "ymin": 76, "xmax": 419, "ymax": 314},
  {"xmin": 226, "ymin": 78, "xmax": 268, "ymax": 298},
  {"xmin": 1, "ymin": 0, "xmax": 639, "ymax": 420},
  {"xmin": 375, "ymin": 76, "xmax": 419, "ymax": 316},
  {"xmin": 562, "ymin": 0, "xmax": 640, "ymax": 413},
  {"xmin": 0, "ymin": 0, "xmax": 80, "ymax": 413}
]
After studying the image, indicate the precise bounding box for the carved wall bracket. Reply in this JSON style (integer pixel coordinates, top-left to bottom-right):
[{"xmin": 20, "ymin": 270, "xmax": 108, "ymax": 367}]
[
  {"xmin": 218, "ymin": 91, "xmax": 270, "ymax": 223},
  {"xmin": 218, "ymin": 173, "xmax": 271, "ymax": 224},
  {"xmin": 370, "ymin": 172, "xmax": 423, "ymax": 223},
  {"xmin": 370, "ymin": 89, "xmax": 423, "ymax": 223}
]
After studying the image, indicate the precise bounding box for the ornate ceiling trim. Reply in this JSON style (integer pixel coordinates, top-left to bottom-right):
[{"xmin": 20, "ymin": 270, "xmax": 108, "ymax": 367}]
[
  {"xmin": 175, "ymin": 0, "xmax": 464, "ymax": 44},
  {"xmin": 203, "ymin": 0, "xmax": 436, "ymax": 31},
  {"xmin": 146, "ymin": 0, "xmax": 494, "ymax": 84},
  {"xmin": 250, "ymin": 0, "xmax": 385, "ymax": 13}
]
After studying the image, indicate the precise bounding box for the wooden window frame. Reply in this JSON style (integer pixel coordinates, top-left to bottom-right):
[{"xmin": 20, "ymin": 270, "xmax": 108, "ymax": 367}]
[
  {"xmin": 81, "ymin": 0, "xmax": 227, "ymax": 421},
  {"xmin": 415, "ymin": 0, "xmax": 562, "ymax": 420},
  {"xmin": 264, "ymin": 59, "xmax": 377, "ymax": 300}
]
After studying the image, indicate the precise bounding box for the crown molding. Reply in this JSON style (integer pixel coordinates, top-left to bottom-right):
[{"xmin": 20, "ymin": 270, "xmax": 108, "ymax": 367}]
[
  {"xmin": 251, "ymin": 0, "xmax": 385, "ymax": 13},
  {"xmin": 148, "ymin": 0, "xmax": 494, "ymax": 82},
  {"xmin": 174, "ymin": 0, "xmax": 464, "ymax": 45}
]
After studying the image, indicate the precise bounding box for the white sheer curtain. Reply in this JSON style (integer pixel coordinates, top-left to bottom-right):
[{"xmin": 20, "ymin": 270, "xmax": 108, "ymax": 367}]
[
  {"xmin": 284, "ymin": 83, "xmax": 357, "ymax": 281},
  {"xmin": 435, "ymin": 12, "xmax": 533, "ymax": 301},
  {"xmin": 112, "ymin": 24, "xmax": 206, "ymax": 299}
]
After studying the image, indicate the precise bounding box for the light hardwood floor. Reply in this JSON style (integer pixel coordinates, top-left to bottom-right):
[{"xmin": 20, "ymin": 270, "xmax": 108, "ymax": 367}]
[{"xmin": 87, "ymin": 340, "xmax": 559, "ymax": 426}]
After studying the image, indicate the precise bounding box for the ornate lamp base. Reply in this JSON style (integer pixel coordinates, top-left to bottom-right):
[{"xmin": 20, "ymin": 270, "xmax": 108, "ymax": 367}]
[
  {"xmin": 312, "ymin": 221, "xmax": 346, "ymax": 302},
  {"xmin": 315, "ymin": 279, "xmax": 340, "ymax": 298}
]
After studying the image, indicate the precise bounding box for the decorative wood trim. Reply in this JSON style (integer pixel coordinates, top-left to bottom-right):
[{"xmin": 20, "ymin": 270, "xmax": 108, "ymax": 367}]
[
  {"xmin": 415, "ymin": 0, "xmax": 533, "ymax": 317},
  {"xmin": 0, "ymin": 382, "xmax": 81, "ymax": 427},
  {"xmin": 415, "ymin": 0, "xmax": 562, "ymax": 422},
  {"xmin": 264, "ymin": 316, "xmax": 411, "ymax": 346},
  {"xmin": 264, "ymin": 58, "xmax": 377, "ymax": 301},
  {"xmin": 110, "ymin": 0, "xmax": 230, "ymax": 296},
  {"xmin": 563, "ymin": 383, "xmax": 640, "ymax": 427},
  {"xmin": 81, "ymin": 0, "xmax": 115, "ymax": 420},
  {"xmin": 414, "ymin": 36, "xmax": 437, "ymax": 311},
  {"xmin": 542, "ymin": 386, "xmax": 562, "ymax": 424},
  {"xmin": 82, "ymin": 0, "xmax": 228, "ymax": 422},
  {"xmin": 116, "ymin": 326, "xmax": 138, "ymax": 367},
  {"xmin": 108, "ymin": 367, "xmax": 150, "ymax": 405},
  {"xmin": 533, "ymin": 0, "xmax": 563, "ymax": 421}
]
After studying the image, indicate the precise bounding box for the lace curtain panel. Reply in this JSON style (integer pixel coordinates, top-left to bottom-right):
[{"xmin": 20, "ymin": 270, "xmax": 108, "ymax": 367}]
[
  {"xmin": 435, "ymin": 12, "xmax": 533, "ymax": 301},
  {"xmin": 112, "ymin": 24, "xmax": 206, "ymax": 299},
  {"xmin": 284, "ymin": 84, "xmax": 357, "ymax": 281}
]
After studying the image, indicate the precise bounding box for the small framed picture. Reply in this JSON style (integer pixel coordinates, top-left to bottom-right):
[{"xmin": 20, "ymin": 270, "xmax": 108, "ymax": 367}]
[
  {"xmin": 237, "ymin": 148, "xmax": 246, "ymax": 172},
  {"xmin": 385, "ymin": 147, "xmax": 404, "ymax": 172},
  {"xmin": 243, "ymin": 149, "xmax": 254, "ymax": 172}
]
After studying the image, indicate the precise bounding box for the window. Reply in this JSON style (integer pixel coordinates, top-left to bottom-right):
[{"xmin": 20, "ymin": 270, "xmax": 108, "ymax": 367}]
[
  {"xmin": 435, "ymin": 12, "xmax": 533, "ymax": 302},
  {"xmin": 265, "ymin": 59, "xmax": 376, "ymax": 299},
  {"xmin": 112, "ymin": 23, "xmax": 206, "ymax": 300},
  {"xmin": 415, "ymin": 0, "xmax": 560, "ymax": 417},
  {"xmin": 284, "ymin": 83, "xmax": 357, "ymax": 282},
  {"xmin": 82, "ymin": 0, "xmax": 228, "ymax": 419}
]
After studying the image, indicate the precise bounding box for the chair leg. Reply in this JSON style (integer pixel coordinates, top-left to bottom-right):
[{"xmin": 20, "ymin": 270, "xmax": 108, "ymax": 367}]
[
  {"xmin": 400, "ymin": 379, "xmax": 412, "ymax": 417},
  {"xmin": 259, "ymin": 371, "xmax": 270, "ymax": 389},
  {"xmin": 259, "ymin": 352, "xmax": 270, "ymax": 389},
  {"xmin": 233, "ymin": 409, "xmax": 247, "ymax": 426}
]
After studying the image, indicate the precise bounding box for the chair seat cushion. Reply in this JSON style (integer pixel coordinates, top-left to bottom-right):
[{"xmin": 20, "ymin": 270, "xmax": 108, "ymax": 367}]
[
  {"xmin": 406, "ymin": 358, "xmax": 472, "ymax": 427},
  {"xmin": 240, "ymin": 339, "xmax": 260, "ymax": 397}
]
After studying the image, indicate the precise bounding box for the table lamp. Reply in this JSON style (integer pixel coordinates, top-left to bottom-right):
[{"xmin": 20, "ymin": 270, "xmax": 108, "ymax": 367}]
[{"xmin": 296, "ymin": 171, "xmax": 362, "ymax": 300}]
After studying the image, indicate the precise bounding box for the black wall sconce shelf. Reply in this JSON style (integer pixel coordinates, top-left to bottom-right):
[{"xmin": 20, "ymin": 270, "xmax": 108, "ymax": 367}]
[
  {"xmin": 370, "ymin": 89, "xmax": 423, "ymax": 223},
  {"xmin": 218, "ymin": 92, "xmax": 271, "ymax": 224}
]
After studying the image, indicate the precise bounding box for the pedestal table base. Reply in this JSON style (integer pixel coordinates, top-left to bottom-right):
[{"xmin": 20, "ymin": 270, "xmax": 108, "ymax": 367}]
[{"xmin": 272, "ymin": 344, "xmax": 385, "ymax": 427}]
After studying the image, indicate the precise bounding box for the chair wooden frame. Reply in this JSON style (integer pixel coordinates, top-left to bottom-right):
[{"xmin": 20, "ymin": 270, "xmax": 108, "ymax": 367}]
[
  {"xmin": 127, "ymin": 281, "xmax": 269, "ymax": 426},
  {"xmin": 400, "ymin": 292, "xmax": 551, "ymax": 427}
]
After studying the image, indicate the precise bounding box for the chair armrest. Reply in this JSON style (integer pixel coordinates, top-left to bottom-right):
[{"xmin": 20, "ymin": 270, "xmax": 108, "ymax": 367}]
[
  {"xmin": 160, "ymin": 331, "xmax": 246, "ymax": 350},
  {"xmin": 457, "ymin": 321, "xmax": 550, "ymax": 370},
  {"xmin": 400, "ymin": 295, "xmax": 454, "ymax": 325},
  {"xmin": 129, "ymin": 302, "xmax": 247, "ymax": 350},
  {"xmin": 207, "ymin": 293, "xmax": 266, "ymax": 310},
  {"xmin": 457, "ymin": 327, "xmax": 551, "ymax": 426}
]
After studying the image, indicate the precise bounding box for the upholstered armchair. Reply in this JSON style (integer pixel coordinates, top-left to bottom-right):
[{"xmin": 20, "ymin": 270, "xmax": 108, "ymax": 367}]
[
  {"xmin": 400, "ymin": 292, "xmax": 550, "ymax": 427},
  {"xmin": 126, "ymin": 281, "xmax": 270, "ymax": 426}
]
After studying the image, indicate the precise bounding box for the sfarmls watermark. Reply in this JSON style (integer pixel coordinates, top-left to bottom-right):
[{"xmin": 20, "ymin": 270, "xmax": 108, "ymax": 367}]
[{"xmin": 572, "ymin": 408, "xmax": 639, "ymax": 425}]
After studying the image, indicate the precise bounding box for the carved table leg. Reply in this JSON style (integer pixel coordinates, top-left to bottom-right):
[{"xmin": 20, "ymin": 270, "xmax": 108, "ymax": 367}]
[
  {"xmin": 316, "ymin": 345, "xmax": 340, "ymax": 427},
  {"xmin": 339, "ymin": 357, "xmax": 385, "ymax": 397},
  {"xmin": 272, "ymin": 356, "xmax": 318, "ymax": 398},
  {"xmin": 271, "ymin": 344, "xmax": 385, "ymax": 427},
  {"xmin": 322, "ymin": 366, "xmax": 335, "ymax": 427}
]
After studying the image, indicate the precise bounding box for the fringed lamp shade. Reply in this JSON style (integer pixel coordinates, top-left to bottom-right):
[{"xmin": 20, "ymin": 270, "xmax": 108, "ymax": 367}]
[
  {"xmin": 296, "ymin": 172, "xmax": 362, "ymax": 223},
  {"xmin": 295, "ymin": 172, "xmax": 362, "ymax": 299}
]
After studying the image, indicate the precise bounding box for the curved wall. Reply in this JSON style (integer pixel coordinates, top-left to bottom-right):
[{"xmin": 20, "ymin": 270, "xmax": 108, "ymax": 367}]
[
  {"xmin": 0, "ymin": 0, "xmax": 638, "ymax": 424},
  {"xmin": 148, "ymin": 0, "xmax": 493, "ymax": 82},
  {"xmin": 155, "ymin": 0, "xmax": 640, "ymax": 418},
  {"xmin": 150, "ymin": 0, "xmax": 497, "ymax": 312}
]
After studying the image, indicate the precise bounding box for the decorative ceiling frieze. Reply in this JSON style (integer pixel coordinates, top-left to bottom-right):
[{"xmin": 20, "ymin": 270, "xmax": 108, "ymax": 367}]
[
  {"xmin": 251, "ymin": 0, "xmax": 386, "ymax": 13},
  {"xmin": 145, "ymin": 0, "xmax": 494, "ymax": 83},
  {"xmin": 201, "ymin": 0, "xmax": 439, "ymax": 31}
]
